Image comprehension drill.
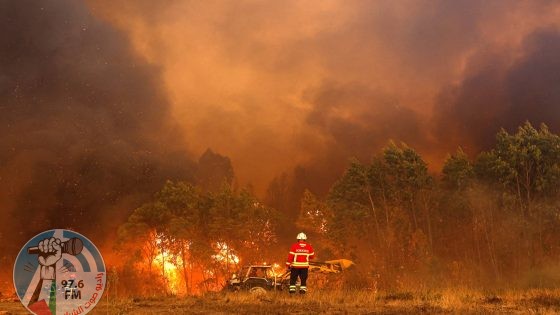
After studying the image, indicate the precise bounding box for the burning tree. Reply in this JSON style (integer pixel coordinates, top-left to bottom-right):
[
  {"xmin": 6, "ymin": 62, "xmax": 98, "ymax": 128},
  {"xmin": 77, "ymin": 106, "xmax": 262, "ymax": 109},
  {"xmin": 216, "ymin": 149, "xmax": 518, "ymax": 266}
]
[{"xmin": 115, "ymin": 181, "xmax": 279, "ymax": 295}]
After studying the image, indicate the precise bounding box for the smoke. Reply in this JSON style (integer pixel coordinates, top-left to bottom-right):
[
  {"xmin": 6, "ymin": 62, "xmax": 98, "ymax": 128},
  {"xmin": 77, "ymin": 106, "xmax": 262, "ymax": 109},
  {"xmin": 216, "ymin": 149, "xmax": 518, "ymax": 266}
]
[
  {"xmin": 84, "ymin": 1, "xmax": 560, "ymax": 197},
  {"xmin": 0, "ymin": 0, "xmax": 195, "ymax": 259},
  {"xmin": 433, "ymin": 28, "xmax": 560, "ymax": 153},
  {"xmin": 505, "ymin": 30, "xmax": 560, "ymax": 130},
  {"xmin": 304, "ymin": 82, "xmax": 427, "ymax": 171},
  {"xmin": 3, "ymin": 0, "xmax": 560, "ymax": 264}
]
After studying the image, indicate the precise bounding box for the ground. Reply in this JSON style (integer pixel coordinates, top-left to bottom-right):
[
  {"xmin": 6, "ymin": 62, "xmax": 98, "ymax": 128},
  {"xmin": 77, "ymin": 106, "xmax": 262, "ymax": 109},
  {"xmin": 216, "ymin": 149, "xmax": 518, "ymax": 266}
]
[{"xmin": 1, "ymin": 289, "xmax": 560, "ymax": 314}]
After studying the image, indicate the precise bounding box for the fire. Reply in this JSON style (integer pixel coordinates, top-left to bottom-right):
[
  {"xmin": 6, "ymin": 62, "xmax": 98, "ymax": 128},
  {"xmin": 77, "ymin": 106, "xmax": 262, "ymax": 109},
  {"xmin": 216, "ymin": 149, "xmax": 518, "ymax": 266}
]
[
  {"xmin": 150, "ymin": 234, "xmax": 186, "ymax": 295},
  {"xmin": 155, "ymin": 249, "xmax": 181, "ymax": 295},
  {"xmin": 272, "ymin": 263, "xmax": 283, "ymax": 275},
  {"xmin": 212, "ymin": 242, "xmax": 240, "ymax": 265},
  {"xmin": 150, "ymin": 237, "xmax": 242, "ymax": 295}
]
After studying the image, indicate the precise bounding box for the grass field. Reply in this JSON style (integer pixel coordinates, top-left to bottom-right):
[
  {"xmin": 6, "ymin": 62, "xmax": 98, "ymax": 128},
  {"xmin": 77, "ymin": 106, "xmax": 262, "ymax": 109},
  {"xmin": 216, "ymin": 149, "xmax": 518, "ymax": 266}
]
[{"xmin": 2, "ymin": 288, "xmax": 560, "ymax": 314}]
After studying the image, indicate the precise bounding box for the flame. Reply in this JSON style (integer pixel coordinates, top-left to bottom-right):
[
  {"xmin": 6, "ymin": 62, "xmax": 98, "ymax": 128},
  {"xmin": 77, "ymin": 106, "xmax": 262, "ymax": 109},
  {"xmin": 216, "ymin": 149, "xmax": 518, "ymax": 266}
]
[
  {"xmin": 212, "ymin": 242, "xmax": 240, "ymax": 265},
  {"xmin": 150, "ymin": 237, "xmax": 242, "ymax": 295},
  {"xmin": 151, "ymin": 235, "xmax": 185, "ymax": 295},
  {"xmin": 272, "ymin": 263, "xmax": 283, "ymax": 275},
  {"xmin": 155, "ymin": 249, "xmax": 181, "ymax": 295}
]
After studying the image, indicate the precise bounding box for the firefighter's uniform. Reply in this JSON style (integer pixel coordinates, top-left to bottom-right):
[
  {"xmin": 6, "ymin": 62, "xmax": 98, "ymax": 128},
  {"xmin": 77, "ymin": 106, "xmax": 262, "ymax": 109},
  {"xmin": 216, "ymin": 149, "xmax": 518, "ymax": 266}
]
[{"xmin": 286, "ymin": 233, "xmax": 314, "ymax": 294}]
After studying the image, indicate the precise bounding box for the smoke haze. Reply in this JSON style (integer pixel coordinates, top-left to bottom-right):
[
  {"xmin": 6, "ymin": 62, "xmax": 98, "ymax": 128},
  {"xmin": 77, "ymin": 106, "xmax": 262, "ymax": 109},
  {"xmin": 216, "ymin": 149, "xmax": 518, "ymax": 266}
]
[
  {"xmin": 2, "ymin": 0, "xmax": 560, "ymax": 265},
  {"xmin": 0, "ymin": 0, "xmax": 194, "ymax": 255},
  {"xmin": 87, "ymin": 0, "xmax": 560, "ymax": 190}
]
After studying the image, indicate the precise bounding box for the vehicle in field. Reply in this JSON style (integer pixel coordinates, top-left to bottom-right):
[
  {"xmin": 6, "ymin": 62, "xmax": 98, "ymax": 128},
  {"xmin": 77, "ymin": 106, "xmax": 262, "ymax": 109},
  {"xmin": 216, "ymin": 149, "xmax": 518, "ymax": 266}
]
[
  {"xmin": 225, "ymin": 265, "xmax": 285, "ymax": 294},
  {"xmin": 225, "ymin": 259, "xmax": 354, "ymax": 294}
]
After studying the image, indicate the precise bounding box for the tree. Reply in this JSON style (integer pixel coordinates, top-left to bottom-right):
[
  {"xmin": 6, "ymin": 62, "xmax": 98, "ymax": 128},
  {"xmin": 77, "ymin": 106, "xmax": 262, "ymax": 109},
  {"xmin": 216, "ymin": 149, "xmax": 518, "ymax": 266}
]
[
  {"xmin": 327, "ymin": 159, "xmax": 379, "ymax": 258},
  {"xmin": 156, "ymin": 181, "xmax": 203, "ymax": 295},
  {"xmin": 473, "ymin": 122, "xmax": 560, "ymax": 271},
  {"xmin": 207, "ymin": 184, "xmax": 280, "ymax": 275},
  {"xmin": 442, "ymin": 147, "xmax": 474, "ymax": 190},
  {"xmin": 323, "ymin": 143, "xmax": 437, "ymax": 287},
  {"xmin": 475, "ymin": 122, "xmax": 560, "ymax": 215},
  {"xmin": 383, "ymin": 142, "xmax": 434, "ymax": 249},
  {"xmin": 115, "ymin": 200, "xmax": 172, "ymax": 294},
  {"xmin": 297, "ymin": 189, "xmax": 331, "ymax": 236},
  {"xmin": 439, "ymin": 149, "xmax": 476, "ymax": 269}
]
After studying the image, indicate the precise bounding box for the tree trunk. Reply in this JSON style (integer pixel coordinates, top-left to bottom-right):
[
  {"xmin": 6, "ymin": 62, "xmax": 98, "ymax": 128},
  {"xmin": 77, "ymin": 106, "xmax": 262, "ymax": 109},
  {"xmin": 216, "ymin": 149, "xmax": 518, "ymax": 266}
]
[
  {"xmin": 410, "ymin": 199, "xmax": 418, "ymax": 231},
  {"xmin": 367, "ymin": 189, "xmax": 382, "ymax": 247},
  {"xmin": 515, "ymin": 175, "xmax": 525, "ymax": 216},
  {"xmin": 180, "ymin": 241, "xmax": 190, "ymax": 295},
  {"xmin": 422, "ymin": 192, "xmax": 433, "ymax": 252},
  {"xmin": 158, "ymin": 235, "xmax": 167, "ymax": 294},
  {"xmin": 483, "ymin": 210, "xmax": 500, "ymax": 281}
]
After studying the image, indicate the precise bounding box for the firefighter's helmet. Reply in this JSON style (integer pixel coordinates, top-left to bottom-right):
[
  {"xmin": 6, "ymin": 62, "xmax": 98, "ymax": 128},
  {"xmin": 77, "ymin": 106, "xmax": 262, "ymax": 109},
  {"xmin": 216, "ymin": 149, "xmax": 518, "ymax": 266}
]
[{"xmin": 297, "ymin": 232, "xmax": 307, "ymax": 240}]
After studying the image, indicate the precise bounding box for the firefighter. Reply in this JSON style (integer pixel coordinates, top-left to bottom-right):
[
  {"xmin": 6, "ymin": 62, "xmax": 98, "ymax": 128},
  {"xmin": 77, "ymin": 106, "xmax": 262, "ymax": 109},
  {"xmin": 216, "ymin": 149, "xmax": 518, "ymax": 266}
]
[{"xmin": 286, "ymin": 232, "xmax": 315, "ymax": 294}]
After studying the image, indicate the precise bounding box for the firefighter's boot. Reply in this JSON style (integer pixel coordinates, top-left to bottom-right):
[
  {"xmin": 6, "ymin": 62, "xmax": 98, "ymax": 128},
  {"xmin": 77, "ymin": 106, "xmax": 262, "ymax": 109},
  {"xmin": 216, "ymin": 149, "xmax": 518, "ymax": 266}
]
[{"xmin": 289, "ymin": 285, "xmax": 296, "ymax": 294}]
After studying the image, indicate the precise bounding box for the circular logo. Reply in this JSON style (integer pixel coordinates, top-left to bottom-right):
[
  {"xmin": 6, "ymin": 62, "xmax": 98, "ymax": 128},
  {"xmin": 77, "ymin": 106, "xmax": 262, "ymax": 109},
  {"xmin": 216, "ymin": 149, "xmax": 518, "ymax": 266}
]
[{"xmin": 13, "ymin": 229, "xmax": 106, "ymax": 315}]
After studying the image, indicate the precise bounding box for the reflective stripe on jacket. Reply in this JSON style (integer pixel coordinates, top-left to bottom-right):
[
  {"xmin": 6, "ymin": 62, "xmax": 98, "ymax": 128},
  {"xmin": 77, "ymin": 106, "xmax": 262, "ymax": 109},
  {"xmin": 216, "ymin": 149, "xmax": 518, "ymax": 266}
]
[{"xmin": 286, "ymin": 241, "xmax": 315, "ymax": 268}]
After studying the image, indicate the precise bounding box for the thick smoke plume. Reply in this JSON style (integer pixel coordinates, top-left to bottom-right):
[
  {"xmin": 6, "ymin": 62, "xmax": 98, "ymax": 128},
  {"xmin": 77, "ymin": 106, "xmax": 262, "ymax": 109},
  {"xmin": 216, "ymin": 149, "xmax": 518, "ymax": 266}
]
[
  {"xmin": 433, "ymin": 28, "xmax": 560, "ymax": 154},
  {"xmin": 0, "ymin": 0, "xmax": 194, "ymax": 260},
  {"xmin": 88, "ymin": 0, "xmax": 560, "ymax": 195}
]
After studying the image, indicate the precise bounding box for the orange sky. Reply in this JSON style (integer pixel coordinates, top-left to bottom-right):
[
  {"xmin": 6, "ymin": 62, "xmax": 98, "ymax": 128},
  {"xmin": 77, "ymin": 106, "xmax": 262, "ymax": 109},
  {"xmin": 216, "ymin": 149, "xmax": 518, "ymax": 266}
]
[{"xmin": 85, "ymin": 1, "xmax": 560, "ymax": 193}]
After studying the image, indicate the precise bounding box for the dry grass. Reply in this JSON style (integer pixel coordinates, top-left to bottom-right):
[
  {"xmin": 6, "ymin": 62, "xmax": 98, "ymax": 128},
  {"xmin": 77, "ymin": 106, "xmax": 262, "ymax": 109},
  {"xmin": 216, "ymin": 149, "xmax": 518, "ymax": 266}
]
[{"xmin": 2, "ymin": 288, "xmax": 560, "ymax": 314}]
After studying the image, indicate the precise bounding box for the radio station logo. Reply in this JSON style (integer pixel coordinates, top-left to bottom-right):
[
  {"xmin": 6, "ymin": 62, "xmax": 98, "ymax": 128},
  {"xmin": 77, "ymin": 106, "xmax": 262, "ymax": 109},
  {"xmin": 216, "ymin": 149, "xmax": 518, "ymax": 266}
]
[{"xmin": 13, "ymin": 229, "xmax": 106, "ymax": 315}]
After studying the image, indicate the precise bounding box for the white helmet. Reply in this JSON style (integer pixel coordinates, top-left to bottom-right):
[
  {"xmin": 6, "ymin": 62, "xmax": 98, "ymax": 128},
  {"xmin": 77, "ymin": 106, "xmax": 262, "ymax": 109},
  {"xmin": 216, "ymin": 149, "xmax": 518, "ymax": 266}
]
[{"xmin": 296, "ymin": 232, "xmax": 307, "ymax": 240}]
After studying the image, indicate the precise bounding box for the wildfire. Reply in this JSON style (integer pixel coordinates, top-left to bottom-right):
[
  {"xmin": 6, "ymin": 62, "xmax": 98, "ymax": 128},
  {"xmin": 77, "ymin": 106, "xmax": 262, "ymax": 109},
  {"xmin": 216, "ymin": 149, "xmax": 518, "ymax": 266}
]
[
  {"xmin": 150, "ymin": 237, "xmax": 241, "ymax": 295},
  {"xmin": 155, "ymin": 249, "xmax": 181, "ymax": 295},
  {"xmin": 272, "ymin": 263, "xmax": 284, "ymax": 275},
  {"xmin": 212, "ymin": 242, "xmax": 240, "ymax": 265}
]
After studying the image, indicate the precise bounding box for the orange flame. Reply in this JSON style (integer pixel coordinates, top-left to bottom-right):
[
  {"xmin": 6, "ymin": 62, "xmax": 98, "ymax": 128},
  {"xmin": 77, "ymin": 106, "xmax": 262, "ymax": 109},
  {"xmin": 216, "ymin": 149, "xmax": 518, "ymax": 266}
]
[
  {"xmin": 155, "ymin": 249, "xmax": 181, "ymax": 295},
  {"xmin": 212, "ymin": 242, "xmax": 240, "ymax": 265},
  {"xmin": 151, "ymin": 237, "xmax": 242, "ymax": 295}
]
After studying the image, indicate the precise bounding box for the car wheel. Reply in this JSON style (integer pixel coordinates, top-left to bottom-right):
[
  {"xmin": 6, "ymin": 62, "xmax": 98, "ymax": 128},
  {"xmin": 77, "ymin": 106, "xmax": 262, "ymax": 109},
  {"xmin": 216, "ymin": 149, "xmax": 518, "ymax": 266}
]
[{"xmin": 249, "ymin": 286, "xmax": 267, "ymax": 295}]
